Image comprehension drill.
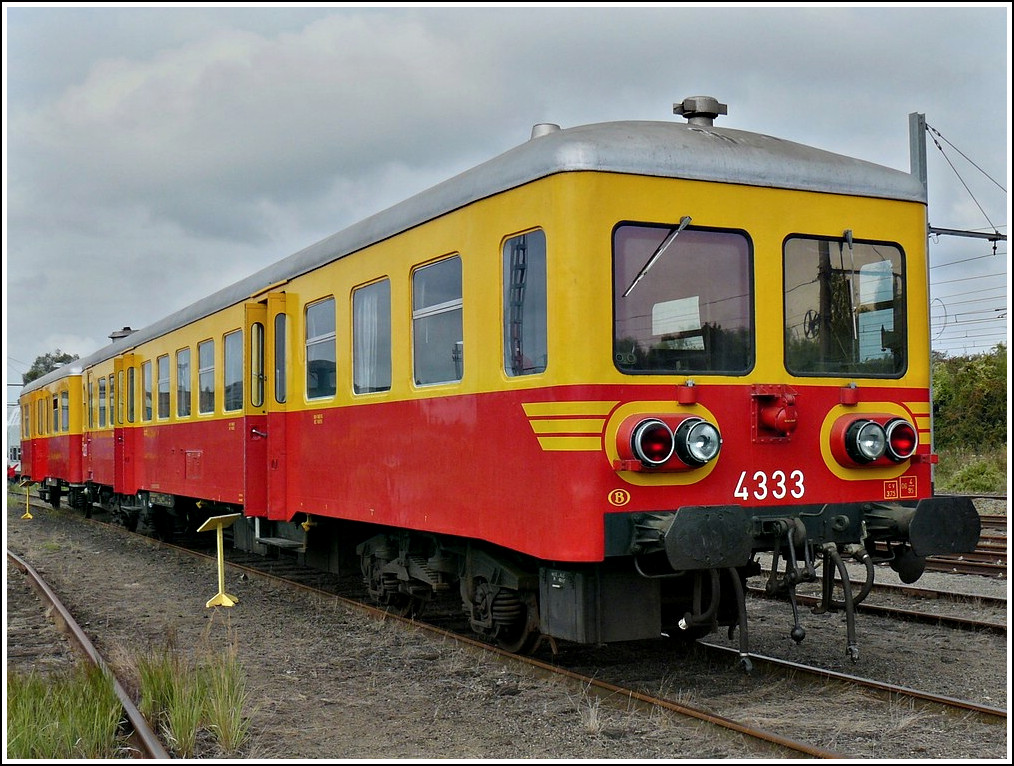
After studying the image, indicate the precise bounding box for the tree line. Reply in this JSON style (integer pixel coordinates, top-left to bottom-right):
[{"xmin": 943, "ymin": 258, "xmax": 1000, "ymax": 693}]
[{"xmin": 932, "ymin": 342, "xmax": 1007, "ymax": 452}]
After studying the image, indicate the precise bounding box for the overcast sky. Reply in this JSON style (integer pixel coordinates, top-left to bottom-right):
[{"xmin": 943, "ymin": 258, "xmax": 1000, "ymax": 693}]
[{"xmin": 4, "ymin": 3, "xmax": 1010, "ymax": 408}]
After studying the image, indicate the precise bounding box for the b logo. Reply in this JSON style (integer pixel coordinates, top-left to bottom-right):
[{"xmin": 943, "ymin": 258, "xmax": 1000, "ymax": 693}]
[{"xmin": 607, "ymin": 489, "xmax": 631, "ymax": 507}]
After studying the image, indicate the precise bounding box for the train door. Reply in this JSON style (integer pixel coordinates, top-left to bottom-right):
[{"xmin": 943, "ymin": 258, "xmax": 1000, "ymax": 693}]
[
  {"xmin": 84, "ymin": 371, "xmax": 95, "ymax": 481},
  {"xmin": 265, "ymin": 291, "xmax": 291, "ymax": 520},
  {"xmin": 243, "ymin": 301, "xmax": 268, "ymax": 516},
  {"xmin": 114, "ymin": 353, "xmax": 139, "ymax": 495},
  {"xmin": 242, "ymin": 291, "xmax": 291, "ymax": 518}
]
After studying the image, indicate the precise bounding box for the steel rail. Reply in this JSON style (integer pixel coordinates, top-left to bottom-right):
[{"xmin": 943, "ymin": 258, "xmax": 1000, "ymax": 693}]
[
  {"xmin": 699, "ymin": 642, "xmax": 1007, "ymax": 722},
  {"xmin": 6, "ymin": 549, "xmax": 171, "ymax": 760},
  {"xmin": 749, "ymin": 587, "xmax": 1006, "ymax": 634}
]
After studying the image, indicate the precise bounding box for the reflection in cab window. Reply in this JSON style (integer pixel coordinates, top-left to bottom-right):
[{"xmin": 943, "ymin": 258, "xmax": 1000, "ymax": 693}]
[
  {"xmin": 306, "ymin": 298, "xmax": 336, "ymax": 399},
  {"xmin": 784, "ymin": 236, "xmax": 906, "ymax": 376},
  {"xmin": 353, "ymin": 280, "xmax": 392, "ymax": 394},
  {"xmin": 503, "ymin": 231, "xmax": 547, "ymax": 376},
  {"xmin": 613, "ymin": 224, "xmax": 753, "ymax": 374},
  {"xmin": 224, "ymin": 329, "xmax": 243, "ymax": 411},
  {"xmin": 413, "ymin": 257, "xmax": 463, "ymax": 385}
]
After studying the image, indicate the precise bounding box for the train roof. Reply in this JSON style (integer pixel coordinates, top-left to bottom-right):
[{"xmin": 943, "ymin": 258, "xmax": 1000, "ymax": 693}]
[{"xmin": 22, "ymin": 116, "xmax": 925, "ymax": 394}]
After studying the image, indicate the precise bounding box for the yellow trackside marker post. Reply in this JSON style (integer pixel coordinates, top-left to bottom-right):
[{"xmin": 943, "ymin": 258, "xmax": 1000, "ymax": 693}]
[
  {"xmin": 197, "ymin": 513, "xmax": 242, "ymax": 608},
  {"xmin": 21, "ymin": 481, "xmax": 34, "ymax": 519}
]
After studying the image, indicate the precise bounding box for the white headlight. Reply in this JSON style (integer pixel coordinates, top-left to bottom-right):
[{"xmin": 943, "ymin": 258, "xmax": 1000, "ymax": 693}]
[{"xmin": 674, "ymin": 418, "xmax": 722, "ymax": 466}]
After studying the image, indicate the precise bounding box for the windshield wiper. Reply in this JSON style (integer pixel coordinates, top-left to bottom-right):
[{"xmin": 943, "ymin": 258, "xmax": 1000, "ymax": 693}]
[{"xmin": 622, "ymin": 216, "xmax": 692, "ymax": 297}]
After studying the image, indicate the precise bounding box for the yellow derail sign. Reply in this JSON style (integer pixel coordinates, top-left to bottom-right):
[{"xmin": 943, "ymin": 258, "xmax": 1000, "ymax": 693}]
[{"xmin": 197, "ymin": 513, "xmax": 242, "ymax": 608}]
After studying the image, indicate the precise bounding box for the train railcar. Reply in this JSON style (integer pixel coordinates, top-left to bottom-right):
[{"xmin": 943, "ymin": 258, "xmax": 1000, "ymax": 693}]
[
  {"xmin": 7, "ymin": 406, "xmax": 22, "ymax": 482},
  {"xmin": 19, "ymin": 96, "xmax": 981, "ymax": 663}
]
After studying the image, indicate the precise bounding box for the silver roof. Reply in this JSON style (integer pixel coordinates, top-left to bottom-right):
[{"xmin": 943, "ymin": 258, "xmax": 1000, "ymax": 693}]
[{"xmin": 22, "ymin": 118, "xmax": 924, "ymax": 394}]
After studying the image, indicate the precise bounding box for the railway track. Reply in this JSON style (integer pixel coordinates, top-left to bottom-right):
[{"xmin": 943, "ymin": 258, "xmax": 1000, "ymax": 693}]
[{"xmin": 6, "ymin": 550, "xmax": 169, "ymax": 759}]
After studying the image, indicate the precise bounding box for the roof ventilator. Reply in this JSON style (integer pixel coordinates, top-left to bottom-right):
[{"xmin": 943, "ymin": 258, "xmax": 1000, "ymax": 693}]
[
  {"xmin": 674, "ymin": 96, "xmax": 727, "ymax": 127},
  {"xmin": 530, "ymin": 123, "xmax": 561, "ymax": 140}
]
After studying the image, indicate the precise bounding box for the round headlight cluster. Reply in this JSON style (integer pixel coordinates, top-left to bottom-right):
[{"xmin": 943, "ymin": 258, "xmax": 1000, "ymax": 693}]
[
  {"xmin": 840, "ymin": 416, "xmax": 918, "ymax": 465},
  {"xmin": 628, "ymin": 415, "xmax": 722, "ymax": 469}
]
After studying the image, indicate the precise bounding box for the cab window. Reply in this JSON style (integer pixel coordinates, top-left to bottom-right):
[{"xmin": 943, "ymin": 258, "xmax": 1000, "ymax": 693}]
[
  {"xmin": 613, "ymin": 223, "xmax": 753, "ymax": 374},
  {"xmin": 783, "ymin": 236, "xmax": 906, "ymax": 376}
]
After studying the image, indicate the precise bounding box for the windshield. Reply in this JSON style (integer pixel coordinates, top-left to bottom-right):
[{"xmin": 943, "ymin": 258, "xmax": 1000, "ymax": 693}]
[
  {"xmin": 783, "ymin": 236, "xmax": 906, "ymax": 376},
  {"xmin": 613, "ymin": 224, "xmax": 753, "ymax": 374}
]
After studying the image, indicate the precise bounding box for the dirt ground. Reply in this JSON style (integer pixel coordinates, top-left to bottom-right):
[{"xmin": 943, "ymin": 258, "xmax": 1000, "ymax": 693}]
[{"xmin": 5, "ymin": 491, "xmax": 1010, "ymax": 760}]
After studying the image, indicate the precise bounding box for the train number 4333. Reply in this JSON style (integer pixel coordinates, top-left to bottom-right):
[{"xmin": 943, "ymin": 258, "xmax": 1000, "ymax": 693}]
[{"xmin": 734, "ymin": 469, "xmax": 805, "ymax": 500}]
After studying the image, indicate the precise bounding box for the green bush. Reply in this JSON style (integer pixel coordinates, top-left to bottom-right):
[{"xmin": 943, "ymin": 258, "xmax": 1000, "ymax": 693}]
[
  {"xmin": 934, "ymin": 446, "xmax": 1007, "ymax": 494},
  {"xmin": 932, "ymin": 344, "xmax": 1007, "ymax": 451}
]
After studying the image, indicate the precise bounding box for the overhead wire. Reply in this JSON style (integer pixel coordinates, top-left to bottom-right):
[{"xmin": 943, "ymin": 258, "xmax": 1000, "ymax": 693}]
[{"xmin": 925, "ymin": 121, "xmax": 1004, "ymax": 237}]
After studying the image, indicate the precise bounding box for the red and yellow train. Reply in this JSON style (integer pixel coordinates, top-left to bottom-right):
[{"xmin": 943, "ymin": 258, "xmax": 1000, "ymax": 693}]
[{"xmin": 18, "ymin": 96, "xmax": 980, "ymax": 663}]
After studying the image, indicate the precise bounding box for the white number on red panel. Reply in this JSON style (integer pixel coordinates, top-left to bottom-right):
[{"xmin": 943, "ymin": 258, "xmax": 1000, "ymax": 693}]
[{"xmin": 734, "ymin": 469, "xmax": 805, "ymax": 500}]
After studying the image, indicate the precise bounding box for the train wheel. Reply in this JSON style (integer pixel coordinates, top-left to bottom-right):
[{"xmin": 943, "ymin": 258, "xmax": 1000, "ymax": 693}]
[
  {"xmin": 469, "ymin": 579, "xmax": 539, "ymax": 654},
  {"xmin": 363, "ymin": 553, "xmax": 415, "ymax": 616},
  {"xmin": 150, "ymin": 506, "xmax": 175, "ymax": 542},
  {"xmin": 69, "ymin": 487, "xmax": 90, "ymax": 518}
]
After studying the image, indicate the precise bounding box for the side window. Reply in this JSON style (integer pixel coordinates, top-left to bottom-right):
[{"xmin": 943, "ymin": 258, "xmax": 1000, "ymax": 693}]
[
  {"xmin": 274, "ymin": 313, "xmax": 287, "ymax": 404},
  {"xmin": 110, "ymin": 374, "xmax": 117, "ymax": 426},
  {"xmin": 353, "ymin": 279, "xmax": 392, "ymax": 394},
  {"xmin": 23, "ymin": 404, "xmax": 30, "ymax": 439},
  {"xmin": 250, "ymin": 323, "xmax": 265, "ymax": 408},
  {"xmin": 52, "ymin": 396, "xmax": 58, "ymax": 433},
  {"xmin": 60, "ymin": 391, "xmax": 69, "ymax": 432},
  {"xmin": 305, "ymin": 298, "xmax": 336, "ymax": 399},
  {"xmin": 98, "ymin": 378, "xmax": 107, "ymax": 427},
  {"xmin": 224, "ymin": 329, "xmax": 243, "ymax": 412},
  {"xmin": 142, "ymin": 362, "xmax": 153, "ymax": 421},
  {"xmin": 199, "ymin": 340, "xmax": 215, "ymax": 414},
  {"xmin": 177, "ymin": 348, "xmax": 191, "ymax": 417},
  {"xmin": 127, "ymin": 367, "xmax": 136, "ymax": 423},
  {"xmin": 116, "ymin": 371, "xmax": 123, "ymax": 425},
  {"xmin": 503, "ymin": 230, "xmax": 548, "ymax": 376},
  {"xmin": 157, "ymin": 355, "xmax": 170, "ymax": 419},
  {"xmin": 87, "ymin": 381, "xmax": 94, "ymax": 429},
  {"xmin": 413, "ymin": 257, "xmax": 463, "ymax": 385}
]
